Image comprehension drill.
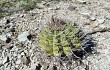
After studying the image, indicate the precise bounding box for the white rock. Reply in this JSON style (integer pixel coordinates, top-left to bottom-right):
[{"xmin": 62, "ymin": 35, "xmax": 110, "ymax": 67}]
[
  {"xmin": 90, "ymin": 16, "xmax": 96, "ymax": 21},
  {"xmin": 16, "ymin": 59, "xmax": 21, "ymax": 64},
  {"xmin": 4, "ymin": 63, "xmax": 8, "ymax": 68},
  {"xmin": 3, "ymin": 57, "xmax": 8, "ymax": 64},
  {"xmin": 97, "ymin": 16, "xmax": 105, "ymax": 24},
  {"xmin": 21, "ymin": 52, "xmax": 25, "ymax": 55},
  {"xmin": 6, "ymin": 33, "xmax": 12, "ymax": 38},
  {"xmin": 92, "ymin": 21, "xmax": 99, "ymax": 28},
  {"xmin": 0, "ymin": 59, "xmax": 2, "ymax": 65},
  {"xmin": 18, "ymin": 54, "xmax": 21, "ymax": 59},
  {"xmin": 80, "ymin": 12, "xmax": 91, "ymax": 16},
  {"xmin": 77, "ymin": 0, "xmax": 86, "ymax": 3},
  {"xmin": 80, "ymin": 8, "xmax": 91, "ymax": 16},
  {"xmin": 13, "ymin": 53, "xmax": 17, "ymax": 57},
  {"xmin": 30, "ymin": 63, "xmax": 36, "ymax": 70},
  {"xmin": 0, "ymin": 35, "xmax": 7, "ymax": 41},
  {"xmin": 99, "ymin": 24, "xmax": 107, "ymax": 29},
  {"xmin": 36, "ymin": 3, "xmax": 45, "ymax": 9},
  {"xmin": 17, "ymin": 31, "xmax": 29, "ymax": 42}
]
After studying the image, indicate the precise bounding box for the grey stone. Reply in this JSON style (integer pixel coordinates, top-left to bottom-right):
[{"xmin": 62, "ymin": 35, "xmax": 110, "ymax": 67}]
[
  {"xmin": 3, "ymin": 56, "xmax": 9, "ymax": 64},
  {"xmin": 30, "ymin": 63, "xmax": 37, "ymax": 70},
  {"xmin": 90, "ymin": 16, "xmax": 96, "ymax": 21},
  {"xmin": 21, "ymin": 52, "xmax": 25, "ymax": 56},
  {"xmin": 97, "ymin": 16, "xmax": 105, "ymax": 24},
  {"xmin": 21, "ymin": 56, "xmax": 30, "ymax": 65},
  {"xmin": 17, "ymin": 31, "xmax": 30, "ymax": 42},
  {"xmin": 77, "ymin": 0, "xmax": 86, "ymax": 3},
  {"xmin": 16, "ymin": 59, "xmax": 21, "ymax": 65},
  {"xmin": 0, "ymin": 35, "xmax": 7, "ymax": 41}
]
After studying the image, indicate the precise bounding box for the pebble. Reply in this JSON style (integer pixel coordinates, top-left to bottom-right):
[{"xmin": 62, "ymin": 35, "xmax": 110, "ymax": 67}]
[
  {"xmin": 91, "ymin": 21, "xmax": 99, "ymax": 28},
  {"xmin": 18, "ymin": 54, "xmax": 21, "ymax": 59},
  {"xmin": 21, "ymin": 52, "xmax": 25, "ymax": 56},
  {"xmin": 80, "ymin": 12, "xmax": 91, "ymax": 16},
  {"xmin": 90, "ymin": 16, "xmax": 96, "ymax": 21},
  {"xmin": 30, "ymin": 63, "xmax": 37, "ymax": 70},
  {"xmin": 17, "ymin": 31, "xmax": 30, "ymax": 42},
  {"xmin": 0, "ymin": 60, "xmax": 2, "ymax": 65},
  {"xmin": 6, "ymin": 33, "xmax": 12, "ymax": 38},
  {"xmin": 3, "ymin": 56, "xmax": 9, "ymax": 64},
  {"xmin": 97, "ymin": 16, "xmax": 105, "ymax": 24},
  {"xmin": 77, "ymin": 0, "xmax": 86, "ymax": 3},
  {"xmin": 36, "ymin": 3, "xmax": 45, "ymax": 9},
  {"xmin": 99, "ymin": 24, "xmax": 107, "ymax": 30},
  {"xmin": 16, "ymin": 59, "xmax": 21, "ymax": 65},
  {"xmin": 21, "ymin": 56, "xmax": 30, "ymax": 65},
  {"xmin": 0, "ymin": 35, "xmax": 7, "ymax": 41},
  {"xmin": 13, "ymin": 53, "xmax": 17, "ymax": 57}
]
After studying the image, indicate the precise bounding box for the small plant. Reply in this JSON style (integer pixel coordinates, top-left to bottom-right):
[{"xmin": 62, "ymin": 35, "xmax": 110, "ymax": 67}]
[
  {"xmin": 39, "ymin": 16, "xmax": 91, "ymax": 58},
  {"xmin": 21, "ymin": 0, "xmax": 36, "ymax": 11},
  {"xmin": 0, "ymin": 1, "xmax": 14, "ymax": 18}
]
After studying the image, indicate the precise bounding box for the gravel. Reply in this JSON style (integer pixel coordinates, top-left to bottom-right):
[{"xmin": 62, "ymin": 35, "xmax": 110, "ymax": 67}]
[{"xmin": 0, "ymin": 0, "xmax": 110, "ymax": 70}]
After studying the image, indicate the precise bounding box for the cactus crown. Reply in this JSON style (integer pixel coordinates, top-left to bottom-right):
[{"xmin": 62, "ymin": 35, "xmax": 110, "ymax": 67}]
[
  {"xmin": 47, "ymin": 16, "xmax": 67, "ymax": 30},
  {"xmin": 39, "ymin": 16, "xmax": 94, "ymax": 58}
]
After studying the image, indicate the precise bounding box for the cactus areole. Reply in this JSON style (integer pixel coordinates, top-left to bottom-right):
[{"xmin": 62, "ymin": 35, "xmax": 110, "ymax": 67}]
[{"xmin": 39, "ymin": 16, "xmax": 84, "ymax": 57}]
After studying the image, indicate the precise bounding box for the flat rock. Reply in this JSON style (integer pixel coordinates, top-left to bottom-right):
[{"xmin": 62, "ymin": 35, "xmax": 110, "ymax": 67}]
[
  {"xmin": 17, "ymin": 31, "xmax": 30, "ymax": 42},
  {"xmin": 76, "ymin": 0, "xmax": 86, "ymax": 3},
  {"xmin": 3, "ymin": 56, "xmax": 9, "ymax": 64},
  {"xmin": 90, "ymin": 16, "xmax": 96, "ymax": 21},
  {"xmin": 0, "ymin": 35, "xmax": 7, "ymax": 41},
  {"xmin": 96, "ymin": 16, "xmax": 105, "ymax": 24},
  {"xmin": 16, "ymin": 59, "xmax": 21, "ymax": 65}
]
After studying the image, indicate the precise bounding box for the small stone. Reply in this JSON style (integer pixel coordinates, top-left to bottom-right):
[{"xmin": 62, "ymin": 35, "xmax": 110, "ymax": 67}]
[
  {"xmin": 18, "ymin": 54, "xmax": 21, "ymax": 59},
  {"xmin": 16, "ymin": 59, "xmax": 21, "ymax": 65},
  {"xmin": 17, "ymin": 31, "xmax": 30, "ymax": 42},
  {"xmin": 6, "ymin": 33, "xmax": 12, "ymax": 38},
  {"xmin": 97, "ymin": 16, "xmax": 105, "ymax": 24},
  {"xmin": 21, "ymin": 52, "xmax": 25, "ymax": 55},
  {"xmin": 68, "ymin": 5, "xmax": 76, "ymax": 11},
  {"xmin": 13, "ymin": 53, "xmax": 17, "ymax": 57},
  {"xmin": 99, "ymin": 24, "xmax": 107, "ymax": 30},
  {"xmin": 77, "ymin": 0, "xmax": 86, "ymax": 4},
  {"xmin": 0, "ymin": 59, "xmax": 2, "ymax": 65},
  {"xmin": 30, "ymin": 63, "xmax": 37, "ymax": 70},
  {"xmin": 91, "ymin": 21, "xmax": 99, "ymax": 28},
  {"xmin": 19, "ymin": 14, "xmax": 24, "ymax": 18},
  {"xmin": 0, "ymin": 35, "xmax": 7, "ymax": 41},
  {"xmin": 36, "ymin": 3, "xmax": 45, "ymax": 9},
  {"xmin": 21, "ymin": 56, "xmax": 30, "ymax": 65},
  {"xmin": 4, "ymin": 63, "xmax": 9, "ymax": 68},
  {"xmin": 3, "ymin": 56, "xmax": 9, "ymax": 64},
  {"xmin": 90, "ymin": 16, "xmax": 96, "ymax": 21},
  {"xmin": 80, "ymin": 12, "xmax": 91, "ymax": 16}
]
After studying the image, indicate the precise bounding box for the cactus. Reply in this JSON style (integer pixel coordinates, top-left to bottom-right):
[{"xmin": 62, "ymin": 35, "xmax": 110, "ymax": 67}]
[{"xmin": 39, "ymin": 16, "xmax": 86, "ymax": 57}]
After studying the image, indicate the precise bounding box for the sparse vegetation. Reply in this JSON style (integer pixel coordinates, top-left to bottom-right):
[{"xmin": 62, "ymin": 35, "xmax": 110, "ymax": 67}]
[
  {"xmin": 0, "ymin": 0, "xmax": 43, "ymax": 18},
  {"xmin": 20, "ymin": 0, "xmax": 36, "ymax": 11}
]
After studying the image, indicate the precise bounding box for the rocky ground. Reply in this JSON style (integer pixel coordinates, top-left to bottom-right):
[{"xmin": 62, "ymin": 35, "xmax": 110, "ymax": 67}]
[{"xmin": 0, "ymin": 0, "xmax": 110, "ymax": 70}]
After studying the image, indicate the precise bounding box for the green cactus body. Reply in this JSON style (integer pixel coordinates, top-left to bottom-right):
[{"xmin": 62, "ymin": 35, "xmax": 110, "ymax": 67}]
[
  {"xmin": 39, "ymin": 17, "xmax": 82, "ymax": 57},
  {"xmin": 63, "ymin": 46, "xmax": 71, "ymax": 56}
]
